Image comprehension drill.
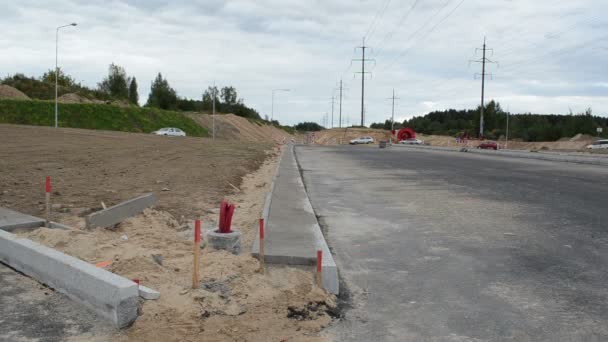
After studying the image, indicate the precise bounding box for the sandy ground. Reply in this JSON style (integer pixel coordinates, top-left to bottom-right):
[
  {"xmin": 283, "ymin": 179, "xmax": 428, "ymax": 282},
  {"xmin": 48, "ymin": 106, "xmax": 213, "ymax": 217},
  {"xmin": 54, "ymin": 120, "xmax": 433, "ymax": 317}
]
[
  {"xmin": 310, "ymin": 128, "xmax": 598, "ymax": 152},
  {"xmin": 2, "ymin": 125, "xmax": 336, "ymax": 341},
  {"xmin": 186, "ymin": 113, "xmax": 293, "ymax": 144}
]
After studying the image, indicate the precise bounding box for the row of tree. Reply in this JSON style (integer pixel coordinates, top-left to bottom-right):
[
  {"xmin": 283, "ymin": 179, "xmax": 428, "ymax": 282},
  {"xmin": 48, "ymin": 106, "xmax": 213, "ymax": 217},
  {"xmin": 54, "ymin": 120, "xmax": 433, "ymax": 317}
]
[
  {"xmin": 1, "ymin": 64, "xmax": 262, "ymax": 120},
  {"xmin": 370, "ymin": 100, "xmax": 608, "ymax": 141}
]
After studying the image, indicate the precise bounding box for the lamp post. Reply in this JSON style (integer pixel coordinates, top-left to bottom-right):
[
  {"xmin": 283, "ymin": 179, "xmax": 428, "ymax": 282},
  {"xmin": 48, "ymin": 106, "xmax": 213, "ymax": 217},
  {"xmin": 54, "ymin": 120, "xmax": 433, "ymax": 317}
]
[
  {"xmin": 271, "ymin": 88, "xmax": 290, "ymax": 122},
  {"xmin": 55, "ymin": 23, "xmax": 77, "ymax": 128}
]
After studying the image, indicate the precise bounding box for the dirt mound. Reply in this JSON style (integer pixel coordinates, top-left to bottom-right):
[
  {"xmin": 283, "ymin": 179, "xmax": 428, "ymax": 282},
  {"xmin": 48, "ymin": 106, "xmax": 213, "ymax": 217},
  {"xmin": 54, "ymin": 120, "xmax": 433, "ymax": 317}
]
[
  {"xmin": 57, "ymin": 93, "xmax": 93, "ymax": 103},
  {"xmin": 0, "ymin": 85, "xmax": 30, "ymax": 100},
  {"xmin": 569, "ymin": 133, "xmax": 594, "ymax": 142},
  {"xmin": 312, "ymin": 128, "xmax": 392, "ymax": 145},
  {"xmin": 187, "ymin": 113, "xmax": 293, "ymax": 143}
]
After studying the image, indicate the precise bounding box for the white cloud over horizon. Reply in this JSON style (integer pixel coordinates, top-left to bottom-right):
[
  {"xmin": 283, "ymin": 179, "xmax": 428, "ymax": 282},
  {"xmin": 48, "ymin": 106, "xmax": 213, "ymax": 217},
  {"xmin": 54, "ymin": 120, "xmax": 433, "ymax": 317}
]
[{"xmin": 1, "ymin": 0, "xmax": 607, "ymax": 126}]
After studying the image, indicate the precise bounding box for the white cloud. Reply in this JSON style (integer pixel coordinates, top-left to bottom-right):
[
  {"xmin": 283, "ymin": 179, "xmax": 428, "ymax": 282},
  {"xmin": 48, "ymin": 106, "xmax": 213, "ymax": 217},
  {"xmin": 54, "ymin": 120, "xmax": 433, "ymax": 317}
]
[{"xmin": 0, "ymin": 0, "xmax": 607, "ymax": 126}]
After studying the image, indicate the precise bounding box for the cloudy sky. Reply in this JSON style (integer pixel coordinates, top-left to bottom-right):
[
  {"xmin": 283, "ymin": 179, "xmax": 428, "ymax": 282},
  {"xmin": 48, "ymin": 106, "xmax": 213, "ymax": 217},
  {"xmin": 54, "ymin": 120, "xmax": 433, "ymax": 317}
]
[{"xmin": 2, "ymin": 0, "xmax": 607, "ymax": 125}]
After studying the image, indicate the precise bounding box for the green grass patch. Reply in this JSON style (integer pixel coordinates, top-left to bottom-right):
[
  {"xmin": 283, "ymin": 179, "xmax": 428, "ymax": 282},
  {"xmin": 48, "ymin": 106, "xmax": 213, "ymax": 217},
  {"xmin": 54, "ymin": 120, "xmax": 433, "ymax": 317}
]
[{"xmin": 0, "ymin": 99, "xmax": 208, "ymax": 137}]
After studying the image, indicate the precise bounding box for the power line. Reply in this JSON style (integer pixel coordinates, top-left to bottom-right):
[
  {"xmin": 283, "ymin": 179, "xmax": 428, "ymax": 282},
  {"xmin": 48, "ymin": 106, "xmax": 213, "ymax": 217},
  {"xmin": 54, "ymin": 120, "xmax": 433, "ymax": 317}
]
[
  {"xmin": 372, "ymin": 0, "xmax": 421, "ymax": 59},
  {"xmin": 380, "ymin": 0, "xmax": 465, "ymax": 72},
  {"xmin": 365, "ymin": 0, "xmax": 393, "ymax": 43}
]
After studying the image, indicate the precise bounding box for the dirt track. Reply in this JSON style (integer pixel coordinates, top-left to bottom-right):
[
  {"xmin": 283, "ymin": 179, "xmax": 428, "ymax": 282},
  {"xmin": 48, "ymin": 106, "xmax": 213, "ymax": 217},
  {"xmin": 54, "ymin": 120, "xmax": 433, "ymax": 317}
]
[{"xmin": 0, "ymin": 124, "xmax": 272, "ymax": 221}]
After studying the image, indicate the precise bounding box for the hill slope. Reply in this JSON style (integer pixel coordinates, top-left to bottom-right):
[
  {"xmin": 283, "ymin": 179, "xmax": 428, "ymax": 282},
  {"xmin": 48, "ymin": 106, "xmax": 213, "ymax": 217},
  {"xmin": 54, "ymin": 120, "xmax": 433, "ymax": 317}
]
[
  {"xmin": 0, "ymin": 99, "xmax": 207, "ymax": 137},
  {"xmin": 186, "ymin": 113, "xmax": 292, "ymax": 143}
]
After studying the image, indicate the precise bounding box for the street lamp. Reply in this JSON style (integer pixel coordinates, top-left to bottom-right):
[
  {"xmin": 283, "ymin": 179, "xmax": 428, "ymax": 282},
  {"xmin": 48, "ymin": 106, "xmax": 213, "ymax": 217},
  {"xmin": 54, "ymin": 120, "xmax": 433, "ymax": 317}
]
[
  {"xmin": 271, "ymin": 88, "xmax": 290, "ymax": 122},
  {"xmin": 55, "ymin": 23, "xmax": 77, "ymax": 128}
]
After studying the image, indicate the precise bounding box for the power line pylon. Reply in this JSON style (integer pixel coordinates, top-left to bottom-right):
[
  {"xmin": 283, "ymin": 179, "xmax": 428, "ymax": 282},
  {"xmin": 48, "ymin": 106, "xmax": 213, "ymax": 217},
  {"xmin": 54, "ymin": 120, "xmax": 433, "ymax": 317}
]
[
  {"xmin": 353, "ymin": 37, "xmax": 375, "ymax": 127},
  {"xmin": 470, "ymin": 36, "xmax": 498, "ymax": 138}
]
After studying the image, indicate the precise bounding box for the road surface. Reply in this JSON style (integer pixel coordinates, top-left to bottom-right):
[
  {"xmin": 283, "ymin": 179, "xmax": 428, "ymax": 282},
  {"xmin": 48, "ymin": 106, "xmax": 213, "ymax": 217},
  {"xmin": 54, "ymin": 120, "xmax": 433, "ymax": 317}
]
[
  {"xmin": 0, "ymin": 263, "xmax": 114, "ymax": 341},
  {"xmin": 296, "ymin": 145, "xmax": 608, "ymax": 342}
]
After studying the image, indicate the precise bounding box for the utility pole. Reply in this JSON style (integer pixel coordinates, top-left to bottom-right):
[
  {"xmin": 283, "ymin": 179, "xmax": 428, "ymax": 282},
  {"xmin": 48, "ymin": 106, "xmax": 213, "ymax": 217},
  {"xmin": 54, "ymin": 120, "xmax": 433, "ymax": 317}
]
[
  {"xmin": 353, "ymin": 37, "xmax": 375, "ymax": 127},
  {"xmin": 470, "ymin": 37, "xmax": 498, "ymax": 138},
  {"xmin": 387, "ymin": 89, "xmax": 400, "ymax": 143},
  {"xmin": 331, "ymin": 95, "xmax": 335, "ymax": 129},
  {"xmin": 505, "ymin": 106, "xmax": 510, "ymax": 149},
  {"xmin": 212, "ymin": 81, "xmax": 216, "ymax": 141},
  {"xmin": 338, "ymin": 79, "xmax": 343, "ymax": 128}
]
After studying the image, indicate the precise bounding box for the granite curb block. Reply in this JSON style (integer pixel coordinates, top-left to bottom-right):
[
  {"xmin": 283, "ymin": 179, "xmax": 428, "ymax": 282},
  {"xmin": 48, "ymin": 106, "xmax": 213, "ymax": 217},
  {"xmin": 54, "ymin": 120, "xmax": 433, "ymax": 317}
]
[{"xmin": 0, "ymin": 229, "xmax": 139, "ymax": 328}]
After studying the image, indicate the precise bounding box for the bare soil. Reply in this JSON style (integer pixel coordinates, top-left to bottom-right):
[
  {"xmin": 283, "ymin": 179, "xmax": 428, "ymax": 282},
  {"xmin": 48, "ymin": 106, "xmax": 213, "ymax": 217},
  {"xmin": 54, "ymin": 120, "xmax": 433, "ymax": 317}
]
[
  {"xmin": 0, "ymin": 84, "xmax": 30, "ymax": 100},
  {"xmin": 1, "ymin": 124, "xmax": 335, "ymax": 341},
  {"xmin": 186, "ymin": 113, "xmax": 293, "ymax": 144},
  {"xmin": 312, "ymin": 128, "xmax": 598, "ymax": 152}
]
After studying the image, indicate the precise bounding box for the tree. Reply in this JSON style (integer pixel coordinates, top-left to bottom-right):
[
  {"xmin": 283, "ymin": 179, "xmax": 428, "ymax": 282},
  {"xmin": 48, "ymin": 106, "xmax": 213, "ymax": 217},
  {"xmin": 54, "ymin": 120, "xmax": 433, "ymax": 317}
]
[
  {"xmin": 98, "ymin": 63, "xmax": 129, "ymax": 99},
  {"xmin": 128, "ymin": 77, "xmax": 139, "ymax": 105},
  {"xmin": 220, "ymin": 86, "xmax": 239, "ymax": 105},
  {"xmin": 202, "ymin": 86, "xmax": 219, "ymax": 110},
  {"xmin": 41, "ymin": 68, "xmax": 76, "ymax": 88},
  {"xmin": 295, "ymin": 122, "xmax": 323, "ymax": 131},
  {"xmin": 146, "ymin": 73, "xmax": 178, "ymax": 110}
]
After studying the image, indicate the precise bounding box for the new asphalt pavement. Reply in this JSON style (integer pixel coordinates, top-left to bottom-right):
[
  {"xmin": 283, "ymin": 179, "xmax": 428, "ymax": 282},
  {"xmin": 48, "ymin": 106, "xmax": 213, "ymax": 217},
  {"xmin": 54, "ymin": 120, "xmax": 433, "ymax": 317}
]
[{"xmin": 295, "ymin": 145, "xmax": 608, "ymax": 342}]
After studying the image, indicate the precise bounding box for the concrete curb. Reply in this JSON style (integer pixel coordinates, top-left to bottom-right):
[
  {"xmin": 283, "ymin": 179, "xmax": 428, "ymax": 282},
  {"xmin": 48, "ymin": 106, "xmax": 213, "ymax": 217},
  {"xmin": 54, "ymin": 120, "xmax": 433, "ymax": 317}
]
[
  {"xmin": 86, "ymin": 193, "xmax": 157, "ymax": 229},
  {"xmin": 0, "ymin": 229, "xmax": 139, "ymax": 328},
  {"xmin": 251, "ymin": 145, "xmax": 339, "ymax": 294},
  {"xmin": 251, "ymin": 146, "xmax": 285, "ymax": 260},
  {"xmin": 393, "ymin": 143, "xmax": 608, "ymax": 166}
]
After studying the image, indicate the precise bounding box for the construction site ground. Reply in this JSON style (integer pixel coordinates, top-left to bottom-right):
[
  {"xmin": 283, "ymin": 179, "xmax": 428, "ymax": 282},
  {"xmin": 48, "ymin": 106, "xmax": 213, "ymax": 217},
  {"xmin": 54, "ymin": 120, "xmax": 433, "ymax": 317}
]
[
  {"xmin": 311, "ymin": 128, "xmax": 600, "ymax": 152},
  {"xmin": 0, "ymin": 124, "xmax": 335, "ymax": 341}
]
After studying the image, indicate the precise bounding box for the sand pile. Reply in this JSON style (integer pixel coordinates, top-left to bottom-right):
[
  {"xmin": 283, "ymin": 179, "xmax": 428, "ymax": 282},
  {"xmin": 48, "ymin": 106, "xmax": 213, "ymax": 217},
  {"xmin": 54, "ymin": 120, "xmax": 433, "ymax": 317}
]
[
  {"xmin": 187, "ymin": 113, "xmax": 293, "ymax": 144},
  {"xmin": 0, "ymin": 84, "xmax": 30, "ymax": 100},
  {"xmin": 57, "ymin": 93, "xmax": 96, "ymax": 104}
]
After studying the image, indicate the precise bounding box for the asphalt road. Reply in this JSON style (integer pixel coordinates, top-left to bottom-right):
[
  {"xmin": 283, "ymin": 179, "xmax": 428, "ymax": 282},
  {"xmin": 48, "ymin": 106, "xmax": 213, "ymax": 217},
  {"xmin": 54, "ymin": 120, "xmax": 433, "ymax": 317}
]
[
  {"xmin": 295, "ymin": 145, "xmax": 608, "ymax": 342},
  {"xmin": 0, "ymin": 263, "xmax": 114, "ymax": 341}
]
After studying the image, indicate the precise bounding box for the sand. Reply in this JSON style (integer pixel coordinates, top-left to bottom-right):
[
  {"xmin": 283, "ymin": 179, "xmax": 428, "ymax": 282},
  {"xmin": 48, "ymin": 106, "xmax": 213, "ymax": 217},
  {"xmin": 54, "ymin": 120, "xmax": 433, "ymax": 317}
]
[{"xmin": 16, "ymin": 149, "xmax": 336, "ymax": 342}]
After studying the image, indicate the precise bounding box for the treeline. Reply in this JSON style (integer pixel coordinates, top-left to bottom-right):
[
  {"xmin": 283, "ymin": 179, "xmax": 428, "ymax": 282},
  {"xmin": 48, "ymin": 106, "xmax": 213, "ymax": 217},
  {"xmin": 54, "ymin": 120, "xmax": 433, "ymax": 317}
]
[
  {"xmin": 294, "ymin": 122, "xmax": 324, "ymax": 131},
  {"xmin": 370, "ymin": 100, "xmax": 608, "ymax": 141},
  {"xmin": 1, "ymin": 64, "xmax": 262, "ymax": 120}
]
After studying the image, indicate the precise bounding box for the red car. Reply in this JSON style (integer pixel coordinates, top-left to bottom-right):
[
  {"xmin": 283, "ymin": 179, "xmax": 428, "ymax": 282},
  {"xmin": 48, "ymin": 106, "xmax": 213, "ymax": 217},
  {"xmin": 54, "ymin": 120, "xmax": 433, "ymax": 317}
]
[{"xmin": 477, "ymin": 141, "xmax": 498, "ymax": 150}]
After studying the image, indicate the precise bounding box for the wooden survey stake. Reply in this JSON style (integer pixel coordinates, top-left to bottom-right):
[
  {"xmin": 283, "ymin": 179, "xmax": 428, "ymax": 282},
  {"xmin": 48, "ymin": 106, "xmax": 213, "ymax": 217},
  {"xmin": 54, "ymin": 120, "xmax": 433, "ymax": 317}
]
[{"xmin": 192, "ymin": 219, "xmax": 201, "ymax": 289}]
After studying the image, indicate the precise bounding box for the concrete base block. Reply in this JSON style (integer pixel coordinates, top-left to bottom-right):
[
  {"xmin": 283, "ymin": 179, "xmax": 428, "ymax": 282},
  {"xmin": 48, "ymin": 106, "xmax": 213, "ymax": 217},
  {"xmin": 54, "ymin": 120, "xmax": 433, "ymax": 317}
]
[
  {"xmin": 207, "ymin": 229, "xmax": 241, "ymax": 254},
  {"xmin": 138, "ymin": 285, "xmax": 160, "ymax": 300},
  {"xmin": 0, "ymin": 229, "xmax": 139, "ymax": 328},
  {"xmin": 86, "ymin": 193, "xmax": 157, "ymax": 229}
]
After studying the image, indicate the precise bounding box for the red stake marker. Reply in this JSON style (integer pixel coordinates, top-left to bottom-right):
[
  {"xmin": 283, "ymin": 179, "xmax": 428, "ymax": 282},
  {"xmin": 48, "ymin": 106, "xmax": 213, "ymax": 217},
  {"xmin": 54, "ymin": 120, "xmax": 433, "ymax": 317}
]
[
  {"xmin": 259, "ymin": 218, "xmax": 265, "ymax": 272},
  {"xmin": 45, "ymin": 176, "xmax": 51, "ymax": 227},
  {"xmin": 192, "ymin": 219, "xmax": 201, "ymax": 288},
  {"xmin": 316, "ymin": 250, "xmax": 323, "ymax": 287}
]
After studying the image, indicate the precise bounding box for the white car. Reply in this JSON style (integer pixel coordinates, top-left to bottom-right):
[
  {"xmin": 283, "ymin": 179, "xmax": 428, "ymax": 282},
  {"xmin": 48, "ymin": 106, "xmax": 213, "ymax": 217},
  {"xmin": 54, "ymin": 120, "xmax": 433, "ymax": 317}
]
[
  {"xmin": 586, "ymin": 139, "xmax": 608, "ymax": 149},
  {"xmin": 349, "ymin": 136, "xmax": 374, "ymax": 145},
  {"xmin": 399, "ymin": 138, "xmax": 423, "ymax": 145},
  {"xmin": 152, "ymin": 127, "xmax": 186, "ymax": 137}
]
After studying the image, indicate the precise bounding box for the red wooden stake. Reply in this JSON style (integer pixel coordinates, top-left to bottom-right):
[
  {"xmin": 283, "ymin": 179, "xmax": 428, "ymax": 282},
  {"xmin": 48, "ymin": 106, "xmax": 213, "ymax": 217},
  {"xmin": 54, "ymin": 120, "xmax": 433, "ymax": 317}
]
[
  {"xmin": 192, "ymin": 219, "xmax": 201, "ymax": 288},
  {"xmin": 259, "ymin": 218, "xmax": 265, "ymax": 272},
  {"xmin": 45, "ymin": 176, "xmax": 51, "ymax": 227},
  {"xmin": 316, "ymin": 250, "xmax": 323, "ymax": 287}
]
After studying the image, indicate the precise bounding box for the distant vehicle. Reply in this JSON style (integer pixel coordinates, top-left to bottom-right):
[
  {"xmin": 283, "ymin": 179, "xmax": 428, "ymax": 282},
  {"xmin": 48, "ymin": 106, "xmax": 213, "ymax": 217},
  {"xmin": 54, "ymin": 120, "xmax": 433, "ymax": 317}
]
[
  {"xmin": 399, "ymin": 138, "xmax": 423, "ymax": 145},
  {"xmin": 152, "ymin": 127, "xmax": 186, "ymax": 137},
  {"xmin": 349, "ymin": 136, "xmax": 374, "ymax": 145},
  {"xmin": 587, "ymin": 139, "xmax": 608, "ymax": 149},
  {"xmin": 477, "ymin": 141, "xmax": 498, "ymax": 150}
]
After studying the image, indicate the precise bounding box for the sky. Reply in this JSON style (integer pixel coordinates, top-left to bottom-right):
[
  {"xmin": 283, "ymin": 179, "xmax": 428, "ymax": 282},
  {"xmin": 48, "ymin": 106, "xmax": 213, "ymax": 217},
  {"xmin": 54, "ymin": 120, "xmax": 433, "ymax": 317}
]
[{"xmin": 1, "ymin": 0, "xmax": 607, "ymax": 126}]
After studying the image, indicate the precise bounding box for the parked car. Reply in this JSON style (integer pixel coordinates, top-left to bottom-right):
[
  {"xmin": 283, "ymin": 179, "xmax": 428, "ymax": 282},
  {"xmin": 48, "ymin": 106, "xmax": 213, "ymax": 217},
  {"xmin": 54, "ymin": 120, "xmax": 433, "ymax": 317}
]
[
  {"xmin": 586, "ymin": 139, "xmax": 608, "ymax": 149},
  {"xmin": 152, "ymin": 127, "xmax": 186, "ymax": 137},
  {"xmin": 399, "ymin": 138, "xmax": 423, "ymax": 145},
  {"xmin": 349, "ymin": 136, "xmax": 374, "ymax": 145},
  {"xmin": 477, "ymin": 141, "xmax": 498, "ymax": 150}
]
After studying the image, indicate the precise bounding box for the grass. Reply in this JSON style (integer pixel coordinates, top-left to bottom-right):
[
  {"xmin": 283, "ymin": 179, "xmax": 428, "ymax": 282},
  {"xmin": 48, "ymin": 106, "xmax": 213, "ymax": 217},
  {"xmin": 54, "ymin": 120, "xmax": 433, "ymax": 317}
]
[{"xmin": 0, "ymin": 99, "xmax": 208, "ymax": 137}]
